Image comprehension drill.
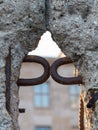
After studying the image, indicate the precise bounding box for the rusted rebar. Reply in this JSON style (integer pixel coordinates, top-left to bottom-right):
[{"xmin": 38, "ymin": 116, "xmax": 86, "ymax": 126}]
[
  {"xmin": 17, "ymin": 55, "xmax": 50, "ymax": 86},
  {"xmin": 50, "ymin": 57, "xmax": 82, "ymax": 85},
  {"xmin": 79, "ymin": 95, "xmax": 85, "ymax": 130},
  {"xmin": 87, "ymin": 92, "xmax": 98, "ymax": 108},
  {"xmin": 5, "ymin": 47, "xmax": 11, "ymax": 113}
]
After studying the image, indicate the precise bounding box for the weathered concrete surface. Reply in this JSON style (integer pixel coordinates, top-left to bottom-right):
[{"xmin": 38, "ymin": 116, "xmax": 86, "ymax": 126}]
[
  {"xmin": 49, "ymin": 0, "xmax": 97, "ymax": 89},
  {"xmin": 49, "ymin": 0, "xmax": 98, "ymax": 130},
  {"xmin": 0, "ymin": 0, "xmax": 98, "ymax": 130},
  {"xmin": 0, "ymin": 0, "xmax": 46, "ymax": 130}
]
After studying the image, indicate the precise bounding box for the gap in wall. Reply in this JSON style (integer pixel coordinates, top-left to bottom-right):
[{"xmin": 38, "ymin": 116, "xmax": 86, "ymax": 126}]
[{"xmin": 18, "ymin": 31, "xmax": 81, "ymax": 130}]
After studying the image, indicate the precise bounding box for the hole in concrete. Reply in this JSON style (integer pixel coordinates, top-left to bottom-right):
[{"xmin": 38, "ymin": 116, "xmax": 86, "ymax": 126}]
[
  {"xmin": 18, "ymin": 31, "xmax": 81, "ymax": 130},
  {"xmin": 81, "ymin": 6, "xmax": 91, "ymax": 20},
  {"xmin": 28, "ymin": 31, "xmax": 61, "ymax": 58}
]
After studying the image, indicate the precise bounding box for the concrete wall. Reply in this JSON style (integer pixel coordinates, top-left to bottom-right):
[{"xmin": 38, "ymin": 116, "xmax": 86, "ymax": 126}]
[{"xmin": 0, "ymin": 1, "xmax": 98, "ymax": 130}]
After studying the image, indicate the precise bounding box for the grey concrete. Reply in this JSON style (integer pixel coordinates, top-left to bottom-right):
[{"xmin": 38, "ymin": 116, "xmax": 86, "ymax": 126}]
[
  {"xmin": 49, "ymin": 1, "xmax": 98, "ymax": 129},
  {"xmin": 0, "ymin": 0, "xmax": 98, "ymax": 130},
  {"xmin": 0, "ymin": 0, "xmax": 46, "ymax": 130}
]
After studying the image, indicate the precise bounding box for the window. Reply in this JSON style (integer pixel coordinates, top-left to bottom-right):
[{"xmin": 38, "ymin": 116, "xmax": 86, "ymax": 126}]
[
  {"xmin": 34, "ymin": 82, "xmax": 50, "ymax": 107},
  {"xmin": 35, "ymin": 126, "xmax": 51, "ymax": 130},
  {"xmin": 70, "ymin": 85, "xmax": 80, "ymax": 108}
]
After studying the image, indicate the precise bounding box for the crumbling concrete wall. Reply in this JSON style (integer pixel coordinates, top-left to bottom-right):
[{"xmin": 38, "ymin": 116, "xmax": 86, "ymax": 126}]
[
  {"xmin": 0, "ymin": 0, "xmax": 46, "ymax": 130},
  {"xmin": 49, "ymin": 0, "xmax": 98, "ymax": 130},
  {"xmin": 0, "ymin": 0, "xmax": 98, "ymax": 130}
]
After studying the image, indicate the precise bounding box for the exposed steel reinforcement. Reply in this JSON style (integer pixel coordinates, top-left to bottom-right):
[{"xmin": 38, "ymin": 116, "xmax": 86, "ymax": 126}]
[
  {"xmin": 5, "ymin": 47, "xmax": 11, "ymax": 113},
  {"xmin": 50, "ymin": 57, "xmax": 82, "ymax": 85},
  {"xmin": 87, "ymin": 92, "xmax": 98, "ymax": 108},
  {"xmin": 79, "ymin": 95, "xmax": 85, "ymax": 130},
  {"xmin": 17, "ymin": 55, "xmax": 50, "ymax": 86},
  {"xmin": 5, "ymin": 54, "xmax": 85, "ymax": 129}
]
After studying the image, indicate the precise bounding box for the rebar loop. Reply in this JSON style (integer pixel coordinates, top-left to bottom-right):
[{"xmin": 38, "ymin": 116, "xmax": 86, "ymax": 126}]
[
  {"xmin": 17, "ymin": 55, "xmax": 50, "ymax": 86},
  {"xmin": 50, "ymin": 57, "xmax": 82, "ymax": 85}
]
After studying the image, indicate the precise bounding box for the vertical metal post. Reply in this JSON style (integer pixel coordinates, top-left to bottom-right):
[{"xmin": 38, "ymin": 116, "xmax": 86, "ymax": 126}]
[
  {"xmin": 79, "ymin": 96, "xmax": 85, "ymax": 130},
  {"xmin": 5, "ymin": 47, "xmax": 11, "ymax": 113}
]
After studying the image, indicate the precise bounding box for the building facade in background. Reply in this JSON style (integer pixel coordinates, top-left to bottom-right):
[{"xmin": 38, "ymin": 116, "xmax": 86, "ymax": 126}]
[{"xmin": 18, "ymin": 57, "xmax": 80, "ymax": 130}]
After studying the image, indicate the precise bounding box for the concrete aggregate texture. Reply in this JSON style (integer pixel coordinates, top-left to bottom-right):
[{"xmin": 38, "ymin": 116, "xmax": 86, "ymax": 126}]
[{"xmin": 0, "ymin": 0, "xmax": 98, "ymax": 130}]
